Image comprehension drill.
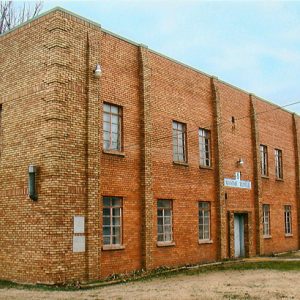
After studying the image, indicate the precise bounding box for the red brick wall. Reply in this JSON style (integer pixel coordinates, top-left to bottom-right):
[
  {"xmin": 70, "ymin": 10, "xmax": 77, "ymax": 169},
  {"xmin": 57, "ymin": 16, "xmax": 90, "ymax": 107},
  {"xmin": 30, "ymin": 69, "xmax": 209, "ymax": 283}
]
[
  {"xmin": 148, "ymin": 52, "xmax": 218, "ymax": 267},
  {"xmin": 99, "ymin": 33, "xmax": 142, "ymax": 278},
  {"xmin": 218, "ymin": 83, "xmax": 257, "ymax": 256},
  {"xmin": 256, "ymin": 100, "xmax": 298, "ymax": 253}
]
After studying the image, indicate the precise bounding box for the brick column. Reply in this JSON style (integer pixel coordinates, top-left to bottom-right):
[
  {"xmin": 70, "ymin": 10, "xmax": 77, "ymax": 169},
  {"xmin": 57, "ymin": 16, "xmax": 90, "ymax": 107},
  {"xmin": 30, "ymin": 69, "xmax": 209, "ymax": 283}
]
[
  {"xmin": 42, "ymin": 13, "xmax": 72, "ymax": 283},
  {"xmin": 85, "ymin": 30, "xmax": 101, "ymax": 281},
  {"xmin": 250, "ymin": 94, "xmax": 264, "ymax": 255},
  {"xmin": 211, "ymin": 77, "xmax": 227, "ymax": 259},
  {"xmin": 292, "ymin": 114, "xmax": 300, "ymax": 249},
  {"xmin": 139, "ymin": 45, "xmax": 154, "ymax": 270}
]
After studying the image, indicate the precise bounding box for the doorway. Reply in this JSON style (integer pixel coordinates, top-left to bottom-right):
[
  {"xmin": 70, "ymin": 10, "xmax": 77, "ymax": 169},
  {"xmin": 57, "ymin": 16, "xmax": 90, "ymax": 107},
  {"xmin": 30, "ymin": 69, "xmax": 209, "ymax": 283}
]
[{"xmin": 234, "ymin": 214, "xmax": 245, "ymax": 258}]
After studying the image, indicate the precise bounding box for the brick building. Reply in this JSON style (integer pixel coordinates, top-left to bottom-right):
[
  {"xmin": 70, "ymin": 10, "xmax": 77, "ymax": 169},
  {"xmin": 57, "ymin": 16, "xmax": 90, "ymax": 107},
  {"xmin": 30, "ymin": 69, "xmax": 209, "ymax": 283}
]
[{"xmin": 0, "ymin": 8, "xmax": 299, "ymax": 284}]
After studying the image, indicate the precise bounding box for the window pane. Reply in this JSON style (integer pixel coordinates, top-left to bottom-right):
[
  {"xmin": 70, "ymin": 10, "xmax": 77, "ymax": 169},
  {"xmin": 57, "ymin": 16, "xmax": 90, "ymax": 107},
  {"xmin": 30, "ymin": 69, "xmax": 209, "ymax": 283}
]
[
  {"xmin": 103, "ymin": 208, "xmax": 110, "ymax": 216},
  {"xmin": 113, "ymin": 235, "xmax": 120, "ymax": 245},
  {"xmin": 164, "ymin": 209, "xmax": 171, "ymax": 217},
  {"xmin": 165, "ymin": 232, "xmax": 172, "ymax": 242},
  {"xmin": 103, "ymin": 227, "xmax": 111, "ymax": 236},
  {"xmin": 164, "ymin": 216, "xmax": 171, "ymax": 225},
  {"xmin": 157, "ymin": 234, "xmax": 164, "ymax": 241},
  {"xmin": 112, "ymin": 197, "xmax": 121, "ymax": 206},
  {"xmin": 103, "ymin": 237, "xmax": 110, "ymax": 245},
  {"xmin": 103, "ymin": 197, "xmax": 111, "ymax": 207},
  {"xmin": 111, "ymin": 124, "xmax": 119, "ymax": 133},
  {"xmin": 111, "ymin": 115, "xmax": 119, "ymax": 125},
  {"xmin": 112, "ymin": 217, "xmax": 120, "ymax": 225},
  {"xmin": 112, "ymin": 208, "xmax": 120, "ymax": 217},
  {"xmin": 103, "ymin": 141, "xmax": 110, "ymax": 150},
  {"xmin": 111, "ymin": 142, "xmax": 119, "ymax": 150},
  {"xmin": 103, "ymin": 122, "xmax": 111, "ymax": 131},
  {"xmin": 158, "ymin": 200, "xmax": 171, "ymax": 208},
  {"xmin": 103, "ymin": 216, "xmax": 110, "ymax": 226},
  {"xmin": 103, "ymin": 104, "xmax": 111, "ymax": 113},
  {"xmin": 111, "ymin": 105, "xmax": 119, "ymax": 114},
  {"xmin": 103, "ymin": 131, "xmax": 110, "ymax": 142},
  {"xmin": 158, "ymin": 225, "xmax": 163, "ymax": 233},
  {"xmin": 103, "ymin": 112, "xmax": 110, "ymax": 122}
]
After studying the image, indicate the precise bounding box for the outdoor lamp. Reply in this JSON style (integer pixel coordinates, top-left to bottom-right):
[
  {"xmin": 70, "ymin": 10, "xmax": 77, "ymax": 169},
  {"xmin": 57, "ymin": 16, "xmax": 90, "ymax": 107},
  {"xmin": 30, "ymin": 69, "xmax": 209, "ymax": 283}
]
[
  {"xmin": 28, "ymin": 165, "xmax": 38, "ymax": 201},
  {"xmin": 93, "ymin": 63, "xmax": 102, "ymax": 78},
  {"xmin": 237, "ymin": 158, "xmax": 244, "ymax": 166}
]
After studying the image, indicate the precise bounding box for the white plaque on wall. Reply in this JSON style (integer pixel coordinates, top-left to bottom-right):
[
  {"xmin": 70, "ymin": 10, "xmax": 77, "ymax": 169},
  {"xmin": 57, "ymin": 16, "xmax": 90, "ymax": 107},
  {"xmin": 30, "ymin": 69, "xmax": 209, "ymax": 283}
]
[
  {"xmin": 73, "ymin": 216, "xmax": 85, "ymax": 234},
  {"xmin": 73, "ymin": 236, "xmax": 85, "ymax": 253}
]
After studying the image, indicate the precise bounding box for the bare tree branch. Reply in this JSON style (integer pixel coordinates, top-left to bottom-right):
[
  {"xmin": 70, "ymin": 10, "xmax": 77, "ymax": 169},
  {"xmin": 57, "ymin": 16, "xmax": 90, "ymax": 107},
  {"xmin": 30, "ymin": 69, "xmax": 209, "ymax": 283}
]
[{"xmin": 0, "ymin": 1, "xmax": 43, "ymax": 35}]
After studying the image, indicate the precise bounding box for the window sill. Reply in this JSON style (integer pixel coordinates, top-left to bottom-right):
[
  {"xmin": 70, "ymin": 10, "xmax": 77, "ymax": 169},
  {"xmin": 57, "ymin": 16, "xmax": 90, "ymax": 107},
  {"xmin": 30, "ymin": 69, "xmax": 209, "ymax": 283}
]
[
  {"xmin": 173, "ymin": 161, "xmax": 189, "ymax": 167},
  {"xmin": 275, "ymin": 178, "xmax": 284, "ymax": 182},
  {"xmin": 102, "ymin": 149, "xmax": 125, "ymax": 157},
  {"xmin": 285, "ymin": 233, "xmax": 293, "ymax": 238},
  {"xmin": 261, "ymin": 175, "xmax": 269, "ymax": 179},
  {"xmin": 102, "ymin": 245, "xmax": 125, "ymax": 251},
  {"xmin": 157, "ymin": 241, "xmax": 176, "ymax": 247},
  {"xmin": 199, "ymin": 165, "xmax": 213, "ymax": 170},
  {"xmin": 263, "ymin": 235, "xmax": 272, "ymax": 239},
  {"xmin": 198, "ymin": 239, "xmax": 213, "ymax": 244}
]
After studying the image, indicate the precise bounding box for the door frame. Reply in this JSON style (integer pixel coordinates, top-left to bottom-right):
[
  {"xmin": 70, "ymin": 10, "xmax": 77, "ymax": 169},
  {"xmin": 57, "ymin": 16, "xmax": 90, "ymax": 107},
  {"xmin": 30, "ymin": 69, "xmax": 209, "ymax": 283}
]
[{"xmin": 227, "ymin": 211, "xmax": 252, "ymax": 258}]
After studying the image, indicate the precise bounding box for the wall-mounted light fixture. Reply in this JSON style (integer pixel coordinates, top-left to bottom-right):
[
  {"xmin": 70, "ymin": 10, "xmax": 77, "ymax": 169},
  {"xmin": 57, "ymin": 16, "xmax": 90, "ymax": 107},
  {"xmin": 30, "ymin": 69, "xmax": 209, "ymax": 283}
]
[
  {"xmin": 237, "ymin": 158, "xmax": 244, "ymax": 166},
  {"xmin": 28, "ymin": 165, "xmax": 38, "ymax": 201},
  {"xmin": 93, "ymin": 63, "xmax": 102, "ymax": 78}
]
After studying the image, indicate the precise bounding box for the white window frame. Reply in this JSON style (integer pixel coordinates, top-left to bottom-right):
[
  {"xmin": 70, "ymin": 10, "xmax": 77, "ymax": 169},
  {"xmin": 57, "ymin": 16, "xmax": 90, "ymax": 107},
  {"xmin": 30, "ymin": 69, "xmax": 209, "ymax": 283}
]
[
  {"xmin": 199, "ymin": 201, "xmax": 211, "ymax": 241},
  {"xmin": 172, "ymin": 121, "xmax": 187, "ymax": 163},
  {"xmin": 103, "ymin": 197, "xmax": 122, "ymax": 246},
  {"xmin": 199, "ymin": 128, "xmax": 211, "ymax": 167},
  {"xmin": 263, "ymin": 204, "xmax": 270, "ymax": 237},
  {"xmin": 260, "ymin": 144, "xmax": 268, "ymax": 176},
  {"xmin": 284, "ymin": 205, "xmax": 292, "ymax": 235},
  {"xmin": 157, "ymin": 200, "xmax": 173, "ymax": 243},
  {"xmin": 275, "ymin": 149, "xmax": 283, "ymax": 179},
  {"xmin": 103, "ymin": 103, "xmax": 122, "ymax": 151}
]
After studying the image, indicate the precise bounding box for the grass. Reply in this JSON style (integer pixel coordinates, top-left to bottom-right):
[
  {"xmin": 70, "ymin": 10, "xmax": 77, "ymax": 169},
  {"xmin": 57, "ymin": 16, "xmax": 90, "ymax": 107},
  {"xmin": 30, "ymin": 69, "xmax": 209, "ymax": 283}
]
[{"xmin": 0, "ymin": 259, "xmax": 299, "ymax": 291}]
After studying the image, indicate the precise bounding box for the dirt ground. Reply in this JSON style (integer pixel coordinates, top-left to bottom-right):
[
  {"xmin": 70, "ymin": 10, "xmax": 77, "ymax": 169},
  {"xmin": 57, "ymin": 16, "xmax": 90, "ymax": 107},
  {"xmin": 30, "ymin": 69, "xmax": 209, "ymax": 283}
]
[{"xmin": 1, "ymin": 269, "xmax": 300, "ymax": 300}]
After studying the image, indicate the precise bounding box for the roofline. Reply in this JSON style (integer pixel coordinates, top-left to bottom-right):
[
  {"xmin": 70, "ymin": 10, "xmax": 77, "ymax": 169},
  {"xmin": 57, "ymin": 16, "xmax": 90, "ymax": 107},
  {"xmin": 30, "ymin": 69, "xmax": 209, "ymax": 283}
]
[{"xmin": 0, "ymin": 6, "xmax": 298, "ymax": 117}]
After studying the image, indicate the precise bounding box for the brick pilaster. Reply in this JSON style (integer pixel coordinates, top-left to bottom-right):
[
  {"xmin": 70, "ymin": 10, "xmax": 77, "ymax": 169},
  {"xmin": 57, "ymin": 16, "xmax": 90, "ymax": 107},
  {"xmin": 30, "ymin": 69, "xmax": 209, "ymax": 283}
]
[
  {"xmin": 139, "ymin": 45, "xmax": 154, "ymax": 270},
  {"xmin": 85, "ymin": 30, "xmax": 101, "ymax": 281},
  {"xmin": 250, "ymin": 94, "xmax": 264, "ymax": 255},
  {"xmin": 292, "ymin": 114, "xmax": 300, "ymax": 249},
  {"xmin": 211, "ymin": 77, "xmax": 227, "ymax": 259},
  {"xmin": 42, "ymin": 13, "xmax": 72, "ymax": 283}
]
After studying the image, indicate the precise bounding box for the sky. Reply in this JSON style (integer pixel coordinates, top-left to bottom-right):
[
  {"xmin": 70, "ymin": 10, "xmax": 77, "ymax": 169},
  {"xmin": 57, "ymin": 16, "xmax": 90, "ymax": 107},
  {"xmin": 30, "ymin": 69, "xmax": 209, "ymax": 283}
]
[{"xmin": 38, "ymin": 0, "xmax": 300, "ymax": 114}]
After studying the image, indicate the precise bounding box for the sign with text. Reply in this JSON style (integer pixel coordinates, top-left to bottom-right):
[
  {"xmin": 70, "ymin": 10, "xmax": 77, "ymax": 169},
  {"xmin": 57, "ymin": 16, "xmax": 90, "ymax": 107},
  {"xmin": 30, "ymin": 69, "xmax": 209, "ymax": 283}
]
[{"xmin": 224, "ymin": 172, "xmax": 251, "ymax": 189}]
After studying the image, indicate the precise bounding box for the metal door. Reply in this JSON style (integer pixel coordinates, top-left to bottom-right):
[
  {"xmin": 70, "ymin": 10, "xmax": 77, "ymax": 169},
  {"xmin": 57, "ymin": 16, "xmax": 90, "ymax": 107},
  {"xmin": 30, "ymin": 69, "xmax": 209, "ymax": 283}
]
[{"xmin": 234, "ymin": 214, "xmax": 245, "ymax": 257}]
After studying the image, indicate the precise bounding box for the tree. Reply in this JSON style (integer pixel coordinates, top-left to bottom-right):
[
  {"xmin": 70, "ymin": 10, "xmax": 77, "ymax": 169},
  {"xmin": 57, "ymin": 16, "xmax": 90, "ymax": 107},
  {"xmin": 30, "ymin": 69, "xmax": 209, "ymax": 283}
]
[{"xmin": 0, "ymin": 1, "xmax": 43, "ymax": 35}]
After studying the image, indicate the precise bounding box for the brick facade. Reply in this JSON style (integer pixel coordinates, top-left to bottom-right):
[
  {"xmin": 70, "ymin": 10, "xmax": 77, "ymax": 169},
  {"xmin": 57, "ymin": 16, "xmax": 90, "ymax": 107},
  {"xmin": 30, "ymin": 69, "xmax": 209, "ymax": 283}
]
[{"xmin": 0, "ymin": 8, "xmax": 299, "ymax": 284}]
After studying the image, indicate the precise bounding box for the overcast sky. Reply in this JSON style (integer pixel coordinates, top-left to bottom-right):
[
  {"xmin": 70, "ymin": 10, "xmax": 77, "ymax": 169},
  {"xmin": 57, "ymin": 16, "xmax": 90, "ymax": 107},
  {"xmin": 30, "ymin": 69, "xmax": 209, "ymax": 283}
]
[{"xmin": 40, "ymin": 1, "xmax": 300, "ymax": 114}]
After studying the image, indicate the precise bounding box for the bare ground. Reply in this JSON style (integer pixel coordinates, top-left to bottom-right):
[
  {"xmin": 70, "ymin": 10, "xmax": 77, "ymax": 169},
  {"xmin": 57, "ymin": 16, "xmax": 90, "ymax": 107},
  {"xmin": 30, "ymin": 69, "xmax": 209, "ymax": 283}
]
[{"xmin": 1, "ymin": 269, "xmax": 300, "ymax": 300}]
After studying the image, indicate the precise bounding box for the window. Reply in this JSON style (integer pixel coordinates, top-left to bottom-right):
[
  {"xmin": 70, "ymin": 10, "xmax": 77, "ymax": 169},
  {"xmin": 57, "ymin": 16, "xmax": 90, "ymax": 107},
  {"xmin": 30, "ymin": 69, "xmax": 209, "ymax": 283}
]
[
  {"xmin": 172, "ymin": 121, "xmax": 187, "ymax": 163},
  {"xmin": 103, "ymin": 197, "xmax": 122, "ymax": 246},
  {"xmin": 199, "ymin": 202, "xmax": 211, "ymax": 241},
  {"xmin": 260, "ymin": 145, "xmax": 268, "ymax": 176},
  {"xmin": 284, "ymin": 205, "xmax": 292, "ymax": 235},
  {"xmin": 157, "ymin": 200, "xmax": 173, "ymax": 243},
  {"xmin": 103, "ymin": 103, "xmax": 122, "ymax": 151},
  {"xmin": 275, "ymin": 149, "xmax": 283, "ymax": 179},
  {"xmin": 263, "ymin": 204, "xmax": 270, "ymax": 236},
  {"xmin": 199, "ymin": 128, "xmax": 211, "ymax": 167}
]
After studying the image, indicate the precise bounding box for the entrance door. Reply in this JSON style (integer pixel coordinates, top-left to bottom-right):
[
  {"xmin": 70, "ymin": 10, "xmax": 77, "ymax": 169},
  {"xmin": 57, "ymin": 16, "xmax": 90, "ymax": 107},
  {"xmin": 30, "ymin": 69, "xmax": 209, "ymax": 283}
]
[{"xmin": 234, "ymin": 214, "xmax": 245, "ymax": 258}]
